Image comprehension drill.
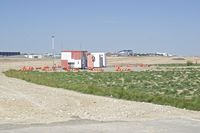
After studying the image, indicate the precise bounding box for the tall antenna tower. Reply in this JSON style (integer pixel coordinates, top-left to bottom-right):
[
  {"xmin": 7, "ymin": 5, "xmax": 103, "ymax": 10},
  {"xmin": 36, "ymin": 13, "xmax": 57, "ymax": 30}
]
[{"xmin": 52, "ymin": 35, "xmax": 55, "ymax": 66}]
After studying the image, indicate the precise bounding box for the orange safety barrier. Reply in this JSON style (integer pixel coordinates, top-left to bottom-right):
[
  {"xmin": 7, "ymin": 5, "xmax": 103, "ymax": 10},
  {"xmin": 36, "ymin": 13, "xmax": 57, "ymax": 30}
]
[
  {"xmin": 88, "ymin": 67, "xmax": 94, "ymax": 71},
  {"xmin": 139, "ymin": 64, "xmax": 144, "ymax": 67},
  {"xmin": 139, "ymin": 64, "xmax": 150, "ymax": 67},
  {"xmin": 126, "ymin": 64, "xmax": 133, "ymax": 71},
  {"xmin": 115, "ymin": 65, "xmax": 133, "ymax": 72},
  {"xmin": 115, "ymin": 65, "xmax": 123, "ymax": 72},
  {"xmin": 21, "ymin": 66, "xmax": 34, "ymax": 71},
  {"xmin": 35, "ymin": 67, "xmax": 42, "ymax": 70},
  {"xmin": 52, "ymin": 64, "xmax": 58, "ymax": 71},
  {"xmin": 87, "ymin": 67, "xmax": 104, "ymax": 72},
  {"xmin": 42, "ymin": 66, "xmax": 50, "ymax": 71},
  {"xmin": 63, "ymin": 67, "xmax": 70, "ymax": 71}
]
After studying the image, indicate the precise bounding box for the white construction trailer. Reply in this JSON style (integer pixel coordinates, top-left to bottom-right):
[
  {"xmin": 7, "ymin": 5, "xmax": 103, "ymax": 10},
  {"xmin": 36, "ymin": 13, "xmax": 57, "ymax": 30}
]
[{"xmin": 91, "ymin": 52, "xmax": 106, "ymax": 68}]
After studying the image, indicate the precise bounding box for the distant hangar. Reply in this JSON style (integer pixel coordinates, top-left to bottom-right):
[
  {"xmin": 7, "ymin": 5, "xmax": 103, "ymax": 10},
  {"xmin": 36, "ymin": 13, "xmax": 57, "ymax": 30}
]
[{"xmin": 0, "ymin": 52, "xmax": 20, "ymax": 56}]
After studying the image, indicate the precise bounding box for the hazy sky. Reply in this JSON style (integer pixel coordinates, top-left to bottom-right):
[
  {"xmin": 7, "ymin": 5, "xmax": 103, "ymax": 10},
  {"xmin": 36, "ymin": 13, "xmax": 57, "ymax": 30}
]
[{"xmin": 0, "ymin": 0, "xmax": 200, "ymax": 55}]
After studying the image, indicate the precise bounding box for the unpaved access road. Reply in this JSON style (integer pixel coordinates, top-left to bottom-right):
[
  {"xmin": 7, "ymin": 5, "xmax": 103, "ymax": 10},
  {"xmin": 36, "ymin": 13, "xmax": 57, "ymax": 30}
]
[{"xmin": 1, "ymin": 57, "xmax": 200, "ymax": 132}]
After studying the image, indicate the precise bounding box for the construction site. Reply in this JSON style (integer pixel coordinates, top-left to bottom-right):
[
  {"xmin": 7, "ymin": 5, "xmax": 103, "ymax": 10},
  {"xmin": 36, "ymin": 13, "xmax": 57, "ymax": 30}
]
[
  {"xmin": 1, "ymin": 55, "xmax": 200, "ymax": 132},
  {"xmin": 1, "ymin": 0, "xmax": 200, "ymax": 132},
  {"xmin": 19, "ymin": 50, "xmax": 152, "ymax": 73}
]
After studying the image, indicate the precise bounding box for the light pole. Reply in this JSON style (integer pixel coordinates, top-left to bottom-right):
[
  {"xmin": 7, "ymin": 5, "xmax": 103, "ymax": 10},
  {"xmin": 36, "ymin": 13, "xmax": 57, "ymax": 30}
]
[{"xmin": 52, "ymin": 35, "xmax": 55, "ymax": 66}]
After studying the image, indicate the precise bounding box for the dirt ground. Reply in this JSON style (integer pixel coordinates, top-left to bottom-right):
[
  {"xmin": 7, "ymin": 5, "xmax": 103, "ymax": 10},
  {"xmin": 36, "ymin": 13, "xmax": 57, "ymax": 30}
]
[
  {"xmin": 106, "ymin": 56, "xmax": 200, "ymax": 66},
  {"xmin": 1, "ymin": 56, "xmax": 200, "ymax": 132}
]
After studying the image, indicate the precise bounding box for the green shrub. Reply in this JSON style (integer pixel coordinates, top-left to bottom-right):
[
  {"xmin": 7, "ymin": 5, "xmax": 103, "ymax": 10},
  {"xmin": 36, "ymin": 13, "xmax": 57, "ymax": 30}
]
[{"xmin": 186, "ymin": 60, "xmax": 193, "ymax": 66}]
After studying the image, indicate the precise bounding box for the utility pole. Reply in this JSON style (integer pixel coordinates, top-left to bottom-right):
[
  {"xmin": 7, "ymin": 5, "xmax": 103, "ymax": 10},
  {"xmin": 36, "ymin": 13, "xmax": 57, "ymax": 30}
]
[{"xmin": 52, "ymin": 35, "xmax": 55, "ymax": 66}]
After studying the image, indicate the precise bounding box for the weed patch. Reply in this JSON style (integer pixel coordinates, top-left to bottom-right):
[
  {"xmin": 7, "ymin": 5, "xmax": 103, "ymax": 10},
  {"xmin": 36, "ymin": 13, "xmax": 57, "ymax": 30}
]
[{"xmin": 4, "ymin": 69, "xmax": 200, "ymax": 111}]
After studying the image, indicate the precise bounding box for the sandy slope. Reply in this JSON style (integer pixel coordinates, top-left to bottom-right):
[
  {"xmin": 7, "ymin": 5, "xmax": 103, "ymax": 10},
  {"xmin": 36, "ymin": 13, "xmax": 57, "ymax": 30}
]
[{"xmin": 1, "ymin": 57, "xmax": 200, "ymax": 132}]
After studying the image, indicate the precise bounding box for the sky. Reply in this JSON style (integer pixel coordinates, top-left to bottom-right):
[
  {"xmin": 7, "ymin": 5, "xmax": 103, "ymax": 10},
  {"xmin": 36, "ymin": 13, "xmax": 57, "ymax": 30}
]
[{"xmin": 0, "ymin": 0, "xmax": 200, "ymax": 55}]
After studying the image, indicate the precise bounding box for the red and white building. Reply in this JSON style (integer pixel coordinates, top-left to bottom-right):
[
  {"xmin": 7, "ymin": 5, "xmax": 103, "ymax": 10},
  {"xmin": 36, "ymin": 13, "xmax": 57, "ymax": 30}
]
[
  {"xmin": 61, "ymin": 50, "xmax": 88, "ymax": 69},
  {"xmin": 61, "ymin": 50, "xmax": 106, "ymax": 69}
]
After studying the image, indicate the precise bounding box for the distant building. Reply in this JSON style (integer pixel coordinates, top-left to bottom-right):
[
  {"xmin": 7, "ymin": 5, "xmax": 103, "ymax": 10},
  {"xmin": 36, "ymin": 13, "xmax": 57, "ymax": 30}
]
[
  {"xmin": 24, "ymin": 54, "xmax": 42, "ymax": 59},
  {"xmin": 106, "ymin": 52, "xmax": 118, "ymax": 57},
  {"xmin": 132, "ymin": 52, "xmax": 173, "ymax": 57},
  {"xmin": 43, "ymin": 53, "xmax": 53, "ymax": 57},
  {"xmin": 117, "ymin": 50, "xmax": 133, "ymax": 56},
  {"xmin": 54, "ymin": 54, "xmax": 61, "ymax": 58},
  {"xmin": 156, "ymin": 52, "xmax": 172, "ymax": 57},
  {"xmin": 0, "ymin": 52, "xmax": 20, "ymax": 56},
  {"xmin": 61, "ymin": 50, "xmax": 106, "ymax": 69}
]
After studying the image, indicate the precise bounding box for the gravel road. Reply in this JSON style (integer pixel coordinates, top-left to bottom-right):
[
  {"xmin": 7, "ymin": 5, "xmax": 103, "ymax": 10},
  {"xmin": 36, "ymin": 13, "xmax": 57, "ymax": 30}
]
[{"xmin": 1, "ymin": 57, "xmax": 200, "ymax": 132}]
